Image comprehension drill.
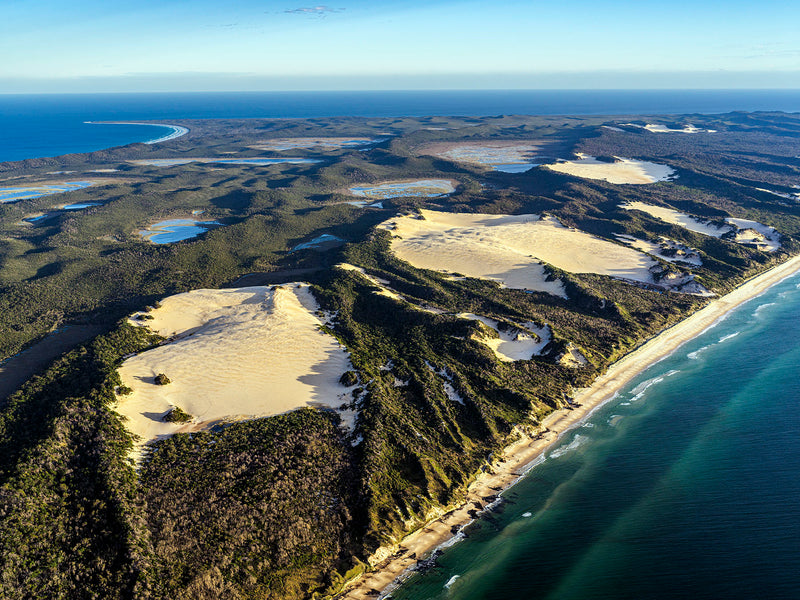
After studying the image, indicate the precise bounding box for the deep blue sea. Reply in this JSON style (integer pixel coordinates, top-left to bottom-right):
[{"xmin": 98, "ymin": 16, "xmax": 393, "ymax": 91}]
[
  {"xmin": 391, "ymin": 271, "xmax": 800, "ymax": 600},
  {"xmin": 1, "ymin": 89, "xmax": 800, "ymax": 162}
]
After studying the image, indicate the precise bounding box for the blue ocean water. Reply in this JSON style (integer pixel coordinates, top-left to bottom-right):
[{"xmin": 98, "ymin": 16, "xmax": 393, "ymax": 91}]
[
  {"xmin": 391, "ymin": 271, "xmax": 800, "ymax": 600},
  {"xmin": 2, "ymin": 90, "xmax": 800, "ymax": 163}
]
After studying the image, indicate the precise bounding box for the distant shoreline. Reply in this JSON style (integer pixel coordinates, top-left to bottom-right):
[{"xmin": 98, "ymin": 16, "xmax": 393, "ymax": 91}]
[
  {"xmin": 337, "ymin": 253, "xmax": 800, "ymax": 600},
  {"xmin": 84, "ymin": 121, "xmax": 189, "ymax": 144}
]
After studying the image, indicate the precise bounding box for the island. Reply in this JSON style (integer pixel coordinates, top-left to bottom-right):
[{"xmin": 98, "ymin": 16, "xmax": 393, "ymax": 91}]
[{"xmin": 1, "ymin": 111, "xmax": 799, "ymax": 600}]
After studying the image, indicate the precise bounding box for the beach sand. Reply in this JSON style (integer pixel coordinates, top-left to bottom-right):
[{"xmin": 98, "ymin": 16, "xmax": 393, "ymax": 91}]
[{"xmin": 335, "ymin": 253, "xmax": 800, "ymax": 600}]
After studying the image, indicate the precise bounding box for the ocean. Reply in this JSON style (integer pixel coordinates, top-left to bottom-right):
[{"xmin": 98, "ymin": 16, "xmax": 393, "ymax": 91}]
[
  {"xmin": 2, "ymin": 89, "xmax": 800, "ymax": 163},
  {"xmin": 390, "ymin": 270, "xmax": 800, "ymax": 600}
]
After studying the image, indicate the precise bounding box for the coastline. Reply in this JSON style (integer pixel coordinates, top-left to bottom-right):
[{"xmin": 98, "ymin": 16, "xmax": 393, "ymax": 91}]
[
  {"xmin": 84, "ymin": 121, "xmax": 189, "ymax": 144},
  {"xmin": 336, "ymin": 253, "xmax": 800, "ymax": 600}
]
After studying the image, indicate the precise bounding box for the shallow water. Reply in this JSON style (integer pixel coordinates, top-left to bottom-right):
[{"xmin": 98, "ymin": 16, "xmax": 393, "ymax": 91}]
[
  {"xmin": 392, "ymin": 270, "xmax": 800, "ymax": 600},
  {"xmin": 131, "ymin": 157, "xmax": 320, "ymax": 167},
  {"xmin": 349, "ymin": 180, "xmax": 454, "ymax": 199},
  {"xmin": 139, "ymin": 219, "xmax": 222, "ymax": 243},
  {"xmin": 0, "ymin": 181, "xmax": 94, "ymax": 203}
]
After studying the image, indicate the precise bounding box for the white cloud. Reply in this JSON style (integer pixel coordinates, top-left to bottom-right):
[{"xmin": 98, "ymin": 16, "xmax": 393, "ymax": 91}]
[{"xmin": 284, "ymin": 5, "xmax": 344, "ymax": 16}]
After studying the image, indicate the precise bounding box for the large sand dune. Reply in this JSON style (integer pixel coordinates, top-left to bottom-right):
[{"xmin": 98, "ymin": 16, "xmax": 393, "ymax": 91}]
[
  {"xmin": 544, "ymin": 154, "xmax": 675, "ymax": 184},
  {"xmin": 116, "ymin": 284, "xmax": 355, "ymax": 458},
  {"xmin": 378, "ymin": 210, "xmax": 666, "ymax": 296}
]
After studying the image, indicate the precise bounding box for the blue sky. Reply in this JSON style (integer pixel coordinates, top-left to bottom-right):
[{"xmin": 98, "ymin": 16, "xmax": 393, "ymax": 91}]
[{"xmin": 2, "ymin": 0, "xmax": 799, "ymax": 92}]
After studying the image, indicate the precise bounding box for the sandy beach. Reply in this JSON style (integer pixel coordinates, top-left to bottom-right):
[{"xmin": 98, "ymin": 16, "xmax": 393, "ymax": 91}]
[
  {"xmin": 85, "ymin": 121, "xmax": 189, "ymax": 144},
  {"xmin": 336, "ymin": 253, "xmax": 800, "ymax": 600}
]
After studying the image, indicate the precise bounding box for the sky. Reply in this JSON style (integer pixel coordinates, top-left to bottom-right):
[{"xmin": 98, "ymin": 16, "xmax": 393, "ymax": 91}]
[{"xmin": 2, "ymin": 0, "xmax": 799, "ymax": 93}]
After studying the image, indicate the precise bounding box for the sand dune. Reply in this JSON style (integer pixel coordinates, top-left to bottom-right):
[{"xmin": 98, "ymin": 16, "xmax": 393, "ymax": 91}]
[
  {"xmin": 379, "ymin": 210, "xmax": 669, "ymax": 296},
  {"xmin": 622, "ymin": 202, "xmax": 781, "ymax": 252},
  {"xmin": 116, "ymin": 284, "xmax": 355, "ymax": 458},
  {"xmin": 458, "ymin": 313, "xmax": 552, "ymax": 362},
  {"xmin": 622, "ymin": 122, "xmax": 716, "ymax": 134},
  {"xmin": 615, "ymin": 234, "xmax": 703, "ymax": 266},
  {"xmin": 544, "ymin": 154, "xmax": 675, "ymax": 184}
]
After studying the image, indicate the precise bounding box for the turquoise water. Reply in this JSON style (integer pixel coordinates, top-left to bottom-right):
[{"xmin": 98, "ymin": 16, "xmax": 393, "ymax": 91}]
[
  {"xmin": 131, "ymin": 157, "xmax": 321, "ymax": 167},
  {"xmin": 139, "ymin": 219, "xmax": 222, "ymax": 244},
  {"xmin": 392, "ymin": 271, "xmax": 800, "ymax": 600},
  {"xmin": 349, "ymin": 180, "xmax": 455, "ymax": 199},
  {"xmin": 0, "ymin": 181, "xmax": 94, "ymax": 203}
]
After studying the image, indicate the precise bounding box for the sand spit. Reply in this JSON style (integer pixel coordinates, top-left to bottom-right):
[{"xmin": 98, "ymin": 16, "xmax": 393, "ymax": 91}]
[
  {"xmin": 86, "ymin": 121, "xmax": 189, "ymax": 144},
  {"xmin": 337, "ymin": 253, "xmax": 800, "ymax": 600},
  {"xmin": 348, "ymin": 179, "xmax": 456, "ymax": 200},
  {"xmin": 251, "ymin": 137, "xmax": 380, "ymax": 151},
  {"xmin": 544, "ymin": 154, "xmax": 676, "ymax": 184},
  {"xmin": 378, "ymin": 210, "xmax": 699, "ymax": 296},
  {"xmin": 116, "ymin": 284, "xmax": 355, "ymax": 459},
  {"xmin": 621, "ymin": 202, "xmax": 781, "ymax": 252}
]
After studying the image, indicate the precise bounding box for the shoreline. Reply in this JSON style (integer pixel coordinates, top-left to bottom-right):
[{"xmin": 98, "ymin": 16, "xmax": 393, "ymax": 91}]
[
  {"xmin": 336, "ymin": 253, "xmax": 800, "ymax": 600},
  {"xmin": 84, "ymin": 121, "xmax": 189, "ymax": 144}
]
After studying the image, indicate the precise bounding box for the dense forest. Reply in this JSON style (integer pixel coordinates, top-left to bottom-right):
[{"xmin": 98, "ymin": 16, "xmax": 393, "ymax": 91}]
[{"xmin": 1, "ymin": 112, "xmax": 799, "ymax": 599}]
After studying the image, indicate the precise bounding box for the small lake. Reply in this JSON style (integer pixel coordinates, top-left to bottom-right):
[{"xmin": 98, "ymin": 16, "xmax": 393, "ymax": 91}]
[
  {"xmin": 254, "ymin": 138, "xmax": 380, "ymax": 151},
  {"xmin": 139, "ymin": 219, "xmax": 223, "ymax": 243},
  {"xmin": 0, "ymin": 181, "xmax": 94, "ymax": 203},
  {"xmin": 291, "ymin": 234, "xmax": 344, "ymax": 252},
  {"xmin": 438, "ymin": 145, "xmax": 541, "ymax": 172},
  {"xmin": 130, "ymin": 157, "xmax": 321, "ymax": 167},
  {"xmin": 349, "ymin": 179, "xmax": 455, "ymax": 199}
]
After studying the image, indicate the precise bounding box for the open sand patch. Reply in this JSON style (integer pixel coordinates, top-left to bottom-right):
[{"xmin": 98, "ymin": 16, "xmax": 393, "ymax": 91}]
[
  {"xmin": 251, "ymin": 137, "xmax": 380, "ymax": 151},
  {"xmin": 377, "ymin": 210, "xmax": 677, "ymax": 296},
  {"xmin": 621, "ymin": 202, "xmax": 781, "ymax": 252},
  {"xmin": 622, "ymin": 122, "xmax": 717, "ymax": 133},
  {"xmin": 348, "ymin": 179, "xmax": 456, "ymax": 199},
  {"xmin": 116, "ymin": 284, "xmax": 355, "ymax": 458},
  {"xmin": 614, "ymin": 234, "xmax": 703, "ymax": 266},
  {"xmin": 544, "ymin": 154, "xmax": 675, "ymax": 184},
  {"xmin": 458, "ymin": 314, "xmax": 552, "ymax": 362}
]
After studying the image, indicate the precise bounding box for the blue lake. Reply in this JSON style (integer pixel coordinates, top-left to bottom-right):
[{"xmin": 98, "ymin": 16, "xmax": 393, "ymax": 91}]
[{"xmin": 139, "ymin": 219, "xmax": 222, "ymax": 244}]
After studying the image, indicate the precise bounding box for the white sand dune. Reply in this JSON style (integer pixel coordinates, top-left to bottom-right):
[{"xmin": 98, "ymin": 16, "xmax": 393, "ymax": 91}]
[
  {"xmin": 116, "ymin": 284, "xmax": 355, "ymax": 458},
  {"xmin": 378, "ymin": 210, "xmax": 667, "ymax": 296},
  {"xmin": 458, "ymin": 313, "xmax": 552, "ymax": 362},
  {"xmin": 614, "ymin": 234, "xmax": 703, "ymax": 266},
  {"xmin": 622, "ymin": 123, "xmax": 716, "ymax": 134},
  {"xmin": 544, "ymin": 154, "xmax": 675, "ymax": 184},
  {"xmin": 621, "ymin": 202, "xmax": 781, "ymax": 252}
]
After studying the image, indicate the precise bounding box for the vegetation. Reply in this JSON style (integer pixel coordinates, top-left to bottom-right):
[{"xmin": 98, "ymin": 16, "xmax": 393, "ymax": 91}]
[
  {"xmin": 162, "ymin": 406, "xmax": 190, "ymax": 422},
  {"xmin": 1, "ymin": 112, "xmax": 799, "ymax": 599}
]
